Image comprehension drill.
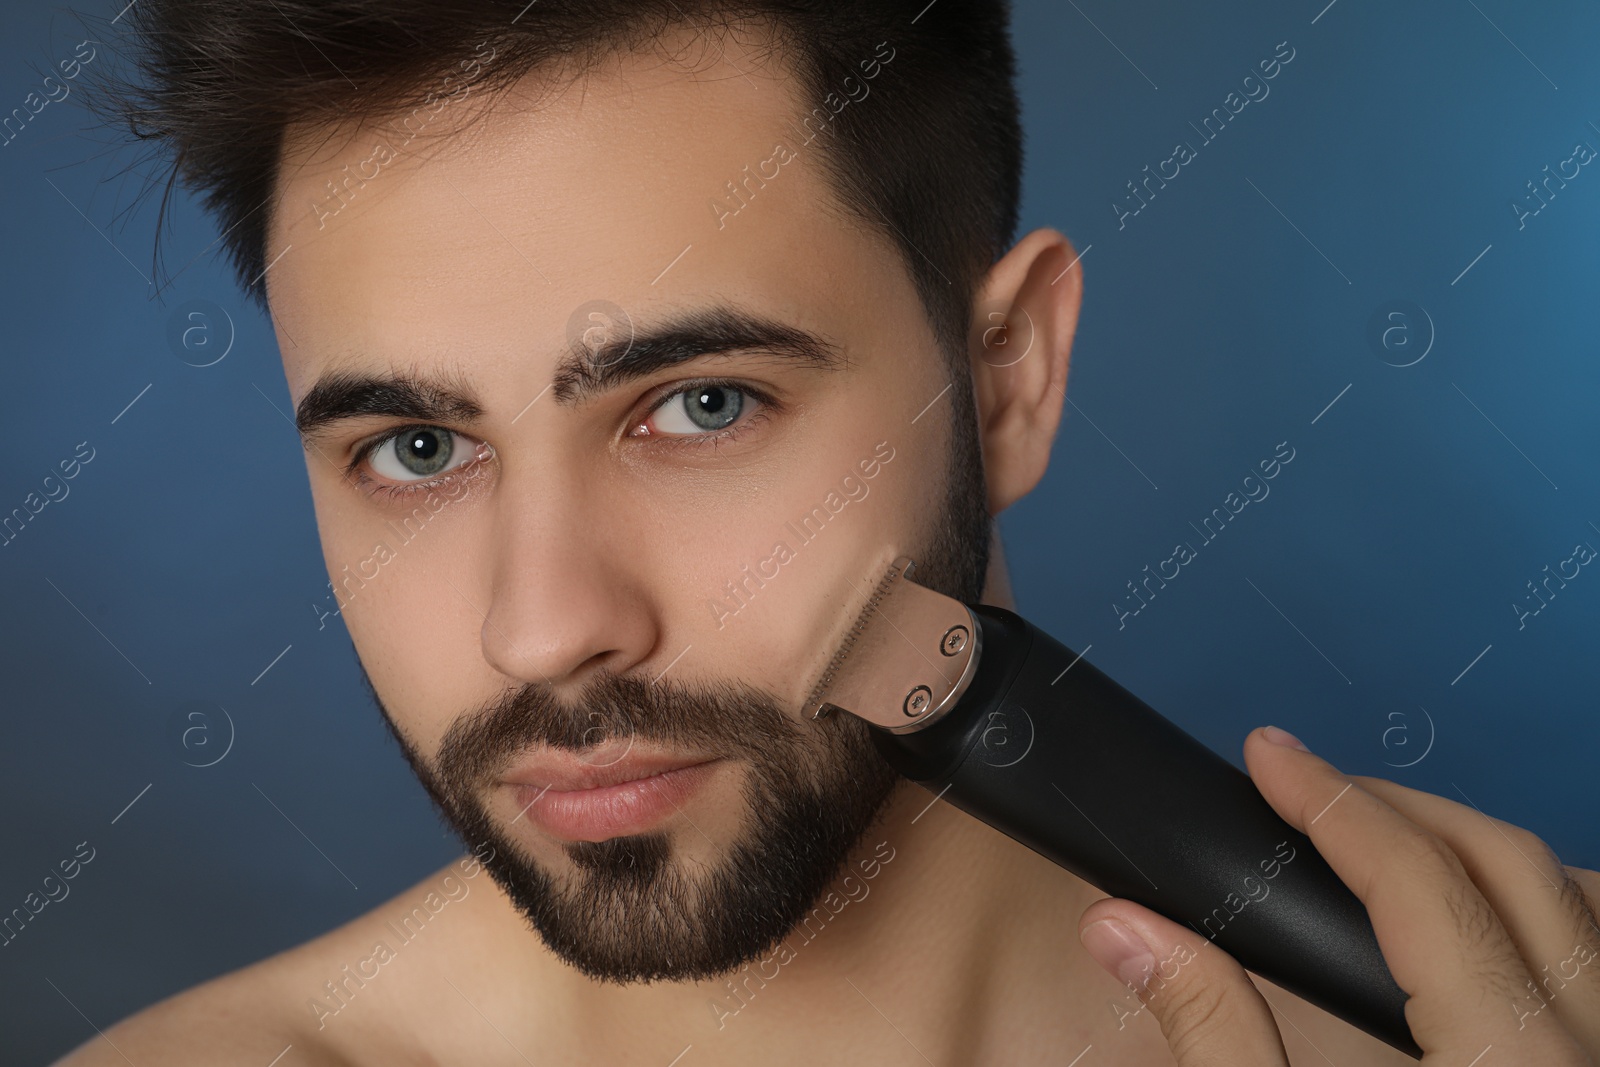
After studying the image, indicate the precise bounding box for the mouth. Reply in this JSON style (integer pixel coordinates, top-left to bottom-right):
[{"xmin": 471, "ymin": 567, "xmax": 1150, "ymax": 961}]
[{"xmin": 500, "ymin": 751, "xmax": 724, "ymax": 843}]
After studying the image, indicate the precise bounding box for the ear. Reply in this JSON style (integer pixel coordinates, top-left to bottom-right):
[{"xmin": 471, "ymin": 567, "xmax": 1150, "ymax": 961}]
[{"xmin": 969, "ymin": 227, "xmax": 1082, "ymax": 515}]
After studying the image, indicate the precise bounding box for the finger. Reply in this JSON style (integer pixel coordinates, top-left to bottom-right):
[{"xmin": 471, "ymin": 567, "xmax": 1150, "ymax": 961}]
[
  {"xmin": 1242, "ymin": 727, "xmax": 1589, "ymax": 1063},
  {"xmin": 1352, "ymin": 775, "xmax": 1600, "ymax": 1054},
  {"xmin": 1079, "ymin": 897, "xmax": 1289, "ymax": 1066}
]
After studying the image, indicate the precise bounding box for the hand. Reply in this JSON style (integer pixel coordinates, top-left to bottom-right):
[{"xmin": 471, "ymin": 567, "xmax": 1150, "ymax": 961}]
[{"xmin": 1076, "ymin": 725, "xmax": 1600, "ymax": 1064}]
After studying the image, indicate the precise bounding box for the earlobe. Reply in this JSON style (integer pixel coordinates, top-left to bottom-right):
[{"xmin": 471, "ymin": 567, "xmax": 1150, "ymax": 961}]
[{"xmin": 968, "ymin": 228, "xmax": 1083, "ymax": 515}]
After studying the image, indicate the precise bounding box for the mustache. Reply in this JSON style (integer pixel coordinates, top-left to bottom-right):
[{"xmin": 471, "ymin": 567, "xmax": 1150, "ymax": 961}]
[{"xmin": 433, "ymin": 669, "xmax": 810, "ymax": 792}]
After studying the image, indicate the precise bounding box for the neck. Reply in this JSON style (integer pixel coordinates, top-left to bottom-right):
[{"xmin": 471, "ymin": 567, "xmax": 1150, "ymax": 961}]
[
  {"xmin": 980, "ymin": 521, "xmax": 1018, "ymax": 612},
  {"xmin": 649, "ymin": 767, "xmax": 1113, "ymax": 1055}
]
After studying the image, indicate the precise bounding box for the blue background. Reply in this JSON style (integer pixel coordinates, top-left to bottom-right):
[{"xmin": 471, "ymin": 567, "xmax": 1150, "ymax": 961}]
[{"xmin": 3, "ymin": 0, "xmax": 1598, "ymax": 1060}]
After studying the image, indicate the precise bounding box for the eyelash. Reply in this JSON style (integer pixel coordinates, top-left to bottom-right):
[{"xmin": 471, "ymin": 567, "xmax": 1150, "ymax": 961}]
[
  {"xmin": 344, "ymin": 430, "xmax": 489, "ymax": 501},
  {"xmin": 345, "ymin": 377, "xmax": 776, "ymax": 499},
  {"xmin": 636, "ymin": 377, "xmax": 777, "ymax": 450}
]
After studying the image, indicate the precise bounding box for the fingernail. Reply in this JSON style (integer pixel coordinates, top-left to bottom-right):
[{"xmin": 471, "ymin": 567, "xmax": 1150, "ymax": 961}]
[
  {"xmin": 1080, "ymin": 918, "xmax": 1156, "ymax": 991},
  {"xmin": 1263, "ymin": 724, "xmax": 1310, "ymax": 752}
]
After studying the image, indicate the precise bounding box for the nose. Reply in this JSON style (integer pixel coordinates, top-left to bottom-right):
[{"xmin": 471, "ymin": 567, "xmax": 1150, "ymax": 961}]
[{"xmin": 478, "ymin": 469, "xmax": 658, "ymax": 690}]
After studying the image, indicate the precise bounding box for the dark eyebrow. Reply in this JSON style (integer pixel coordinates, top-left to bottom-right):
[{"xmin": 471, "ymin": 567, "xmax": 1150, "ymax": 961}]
[
  {"xmin": 295, "ymin": 367, "xmax": 486, "ymax": 443},
  {"xmin": 294, "ymin": 304, "xmax": 843, "ymax": 443},
  {"xmin": 549, "ymin": 303, "xmax": 843, "ymax": 406}
]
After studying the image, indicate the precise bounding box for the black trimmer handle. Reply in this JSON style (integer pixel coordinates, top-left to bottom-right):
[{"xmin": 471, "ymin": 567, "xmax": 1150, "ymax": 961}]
[{"xmin": 873, "ymin": 604, "xmax": 1420, "ymax": 1059}]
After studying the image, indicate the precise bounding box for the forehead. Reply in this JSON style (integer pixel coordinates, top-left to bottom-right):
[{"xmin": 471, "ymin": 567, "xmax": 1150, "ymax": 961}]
[{"xmin": 264, "ymin": 26, "xmax": 899, "ymax": 398}]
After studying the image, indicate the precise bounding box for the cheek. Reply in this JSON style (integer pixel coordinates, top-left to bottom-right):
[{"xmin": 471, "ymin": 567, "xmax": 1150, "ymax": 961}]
[
  {"xmin": 310, "ymin": 482, "xmax": 487, "ymax": 756},
  {"xmin": 652, "ymin": 428, "xmax": 932, "ymax": 714}
]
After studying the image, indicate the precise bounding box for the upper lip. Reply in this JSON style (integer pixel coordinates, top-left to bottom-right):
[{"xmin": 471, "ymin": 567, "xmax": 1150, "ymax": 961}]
[{"xmin": 499, "ymin": 750, "xmax": 718, "ymax": 793}]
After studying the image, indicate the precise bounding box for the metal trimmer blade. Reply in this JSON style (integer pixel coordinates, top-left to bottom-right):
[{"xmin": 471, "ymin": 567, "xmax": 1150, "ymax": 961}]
[{"xmin": 802, "ymin": 556, "xmax": 982, "ymax": 733}]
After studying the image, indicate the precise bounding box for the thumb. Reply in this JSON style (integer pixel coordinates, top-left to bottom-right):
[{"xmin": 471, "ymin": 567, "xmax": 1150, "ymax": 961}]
[{"xmin": 1078, "ymin": 899, "xmax": 1290, "ymax": 1065}]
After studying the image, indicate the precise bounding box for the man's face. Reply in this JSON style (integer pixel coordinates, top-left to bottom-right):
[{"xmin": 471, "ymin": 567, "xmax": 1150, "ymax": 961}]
[{"xmin": 267, "ymin": 28, "xmax": 991, "ymax": 981}]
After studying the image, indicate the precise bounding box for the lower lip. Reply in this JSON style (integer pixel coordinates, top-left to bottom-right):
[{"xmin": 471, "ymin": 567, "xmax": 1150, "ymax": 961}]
[{"xmin": 508, "ymin": 760, "xmax": 722, "ymax": 843}]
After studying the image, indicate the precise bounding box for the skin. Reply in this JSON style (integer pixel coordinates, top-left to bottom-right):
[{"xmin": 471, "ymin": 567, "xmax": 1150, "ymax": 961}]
[{"xmin": 56, "ymin": 24, "xmax": 1600, "ymax": 1067}]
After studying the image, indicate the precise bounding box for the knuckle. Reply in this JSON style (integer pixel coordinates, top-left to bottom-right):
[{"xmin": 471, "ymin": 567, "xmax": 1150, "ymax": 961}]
[
  {"xmin": 1555, "ymin": 867, "xmax": 1600, "ymax": 982},
  {"xmin": 1558, "ymin": 866, "xmax": 1599, "ymax": 931},
  {"xmin": 1504, "ymin": 823, "xmax": 1561, "ymax": 871},
  {"xmin": 1443, "ymin": 881, "xmax": 1504, "ymax": 954},
  {"xmin": 1439, "ymin": 883, "xmax": 1532, "ymax": 999},
  {"xmin": 1400, "ymin": 825, "xmax": 1467, "ymax": 880},
  {"xmin": 1154, "ymin": 971, "xmax": 1235, "ymax": 1052}
]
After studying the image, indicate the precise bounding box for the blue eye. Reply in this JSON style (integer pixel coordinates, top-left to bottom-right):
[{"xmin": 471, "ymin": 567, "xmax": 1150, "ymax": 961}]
[{"xmin": 649, "ymin": 384, "xmax": 755, "ymax": 435}]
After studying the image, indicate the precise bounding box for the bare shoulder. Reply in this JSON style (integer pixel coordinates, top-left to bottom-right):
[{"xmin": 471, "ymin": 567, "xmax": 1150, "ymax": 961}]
[
  {"xmin": 48, "ymin": 922, "xmax": 357, "ymax": 1067},
  {"xmin": 52, "ymin": 854, "xmax": 516, "ymax": 1067}
]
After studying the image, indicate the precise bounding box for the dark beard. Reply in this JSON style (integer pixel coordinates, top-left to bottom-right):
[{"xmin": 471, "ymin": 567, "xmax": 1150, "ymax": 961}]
[
  {"xmin": 364, "ymin": 390, "xmax": 992, "ymax": 984},
  {"xmin": 383, "ymin": 669, "xmax": 900, "ymax": 984}
]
